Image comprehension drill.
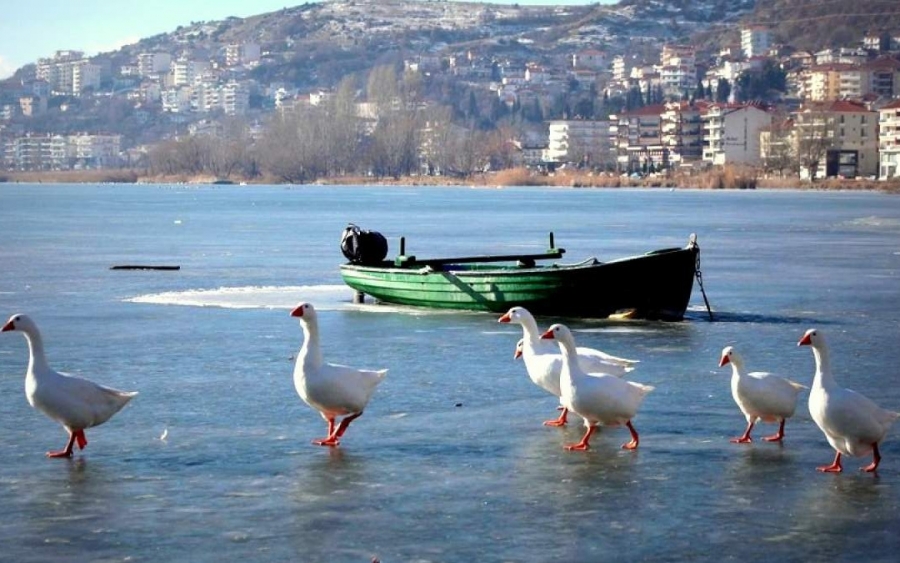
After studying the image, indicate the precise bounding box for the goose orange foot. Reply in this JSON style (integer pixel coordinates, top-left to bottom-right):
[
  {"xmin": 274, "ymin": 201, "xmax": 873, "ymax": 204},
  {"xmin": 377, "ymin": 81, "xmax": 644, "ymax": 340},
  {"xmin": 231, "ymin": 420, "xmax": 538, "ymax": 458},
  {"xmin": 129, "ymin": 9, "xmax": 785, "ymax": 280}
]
[
  {"xmin": 543, "ymin": 409, "xmax": 568, "ymax": 427},
  {"xmin": 46, "ymin": 429, "xmax": 86, "ymax": 458},
  {"xmin": 621, "ymin": 421, "xmax": 640, "ymax": 450},
  {"xmin": 762, "ymin": 420, "xmax": 786, "ymax": 442},
  {"xmin": 312, "ymin": 436, "xmax": 340, "ymax": 447},
  {"xmin": 817, "ymin": 452, "xmax": 843, "ymax": 473}
]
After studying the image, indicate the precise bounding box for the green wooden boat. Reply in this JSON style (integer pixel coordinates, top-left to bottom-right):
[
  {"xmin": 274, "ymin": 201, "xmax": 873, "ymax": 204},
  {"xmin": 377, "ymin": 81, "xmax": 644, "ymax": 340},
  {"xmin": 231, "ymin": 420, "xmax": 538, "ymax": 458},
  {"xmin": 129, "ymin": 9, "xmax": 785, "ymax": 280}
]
[{"xmin": 339, "ymin": 232, "xmax": 704, "ymax": 321}]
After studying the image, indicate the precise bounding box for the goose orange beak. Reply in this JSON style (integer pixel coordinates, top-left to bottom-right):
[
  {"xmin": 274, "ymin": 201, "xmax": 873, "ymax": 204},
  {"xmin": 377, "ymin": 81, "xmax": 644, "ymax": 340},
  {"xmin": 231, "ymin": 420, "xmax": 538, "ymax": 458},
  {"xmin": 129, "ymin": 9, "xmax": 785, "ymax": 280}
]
[
  {"xmin": 540, "ymin": 328, "xmax": 554, "ymax": 340},
  {"xmin": 798, "ymin": 333, "xmax": 811, "ymax": 346},
  {"xmin": 1, "ymin": 320, "xmax": 13, "ymax": 332},
  {"xmin": 718, "ymin": 355, "xmax": 730, "ymax": 367},
  {"xmin": 498, "ymin": 312, "xmax": 511, "ymax": 323},
  {"xmin": 290, "ymin": 306, "xmax": 304, "ymax": 317}
]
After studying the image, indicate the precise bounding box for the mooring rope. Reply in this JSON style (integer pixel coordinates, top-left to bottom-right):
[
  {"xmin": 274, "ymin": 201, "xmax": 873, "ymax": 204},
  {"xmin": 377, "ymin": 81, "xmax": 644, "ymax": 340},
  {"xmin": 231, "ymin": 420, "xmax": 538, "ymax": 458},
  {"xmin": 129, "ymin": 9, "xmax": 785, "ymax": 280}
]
[{"xmin": 694, "ymin": 243, "xmax": 714, "ymax": 321}]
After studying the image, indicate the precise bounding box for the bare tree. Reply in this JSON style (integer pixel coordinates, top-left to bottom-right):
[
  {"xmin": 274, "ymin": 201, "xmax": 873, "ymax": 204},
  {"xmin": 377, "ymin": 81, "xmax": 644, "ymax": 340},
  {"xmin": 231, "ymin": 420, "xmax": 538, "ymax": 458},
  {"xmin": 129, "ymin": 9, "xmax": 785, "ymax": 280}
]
[
  {"xmin": 794, "ymin": 106, "xmax": 834, "ymax": 182},
  {"xmin": 204, "ymin": 117, "xmax": 254, "ymax": 179},
  {"xmin": 366, "ymin": 64, "xmax": 401, "ymax": 110},
  {"xmin": 258, "ymin": 107, "xmax": 330, "ymax": 183},
  {"xmin": 366, "ymin": 109, "xmax": 421, "ymax": 179},
  {"xmin": 761, "ymin": 117, "xmax": 796, "ymax": 177}
]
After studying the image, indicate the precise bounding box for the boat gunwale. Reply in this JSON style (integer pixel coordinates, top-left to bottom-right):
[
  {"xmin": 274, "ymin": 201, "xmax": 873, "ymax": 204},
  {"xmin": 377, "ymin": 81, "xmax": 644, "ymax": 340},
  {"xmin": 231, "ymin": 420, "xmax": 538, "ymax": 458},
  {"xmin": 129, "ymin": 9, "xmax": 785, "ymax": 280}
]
[{"xmin": 339, "ymin": 246, "xmax": 694, "ymax": 277}]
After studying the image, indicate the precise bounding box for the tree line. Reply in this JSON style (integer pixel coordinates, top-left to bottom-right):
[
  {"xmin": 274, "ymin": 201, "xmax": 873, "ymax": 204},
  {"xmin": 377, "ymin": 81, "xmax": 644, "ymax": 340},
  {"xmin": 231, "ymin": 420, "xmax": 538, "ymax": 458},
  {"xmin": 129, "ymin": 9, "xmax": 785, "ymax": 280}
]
[{"xmin": 146, "ymin": 62, "xmax": 790, "ymax": 182}]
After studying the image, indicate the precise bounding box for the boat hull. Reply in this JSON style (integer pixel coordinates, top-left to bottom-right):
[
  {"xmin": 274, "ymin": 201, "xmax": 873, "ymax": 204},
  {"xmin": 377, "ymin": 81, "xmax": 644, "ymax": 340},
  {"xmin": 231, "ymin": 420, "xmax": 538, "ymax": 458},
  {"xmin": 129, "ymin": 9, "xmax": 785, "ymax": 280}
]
[{"xmin": 340, "ymin": 245, "xmax": 699, "ymax": 320}]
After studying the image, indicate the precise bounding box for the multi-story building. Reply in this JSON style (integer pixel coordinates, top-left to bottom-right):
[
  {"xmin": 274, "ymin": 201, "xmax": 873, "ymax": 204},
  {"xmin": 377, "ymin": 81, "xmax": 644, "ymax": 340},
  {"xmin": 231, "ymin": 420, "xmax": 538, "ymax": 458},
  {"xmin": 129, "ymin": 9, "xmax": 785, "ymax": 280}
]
[
  {"xmin": 572, "ymin": 49, "xmax": 605, "ymax": 70},
  {"xmin": 545, "ymin": 120, "xmax": 611, "ymax": 167},
  {"xmin": 661, "ymin": 102, "xmax": 704, "ymax": 164},
  {"xmin": 36, "ymin": 51, "xmax": 101, "ymax": 95},
  {"xmin": 741, "ymin": 26, "xmax": 770, "ymax": 59},
  {"xmin": 2, "ymin": 133, "xmax": 120, "ymax": 170},
  {"xmin": 161, "ymin": 88, "xmax": 192, "ymax": 113},
  {"xmin": 19, "ymin": 95, "xmax": 47, "ymax": 117},
  {"xmin": 68, "ymin": 134, "xmax": 122, "ymax": 168},
  {"xmin": 169, "ymin": 58, "xmax": 210, "ymax": 87},
  {"xmin": 612, "ymin": 104, "xmax": 667, "ymax": 172},
  {"xmin": 225, "ymin": 43, "xmax": 261, "ymax": 67},
  {"xmin": 804, "ymin": 64, "xmax": 872, "ymax": 101},
  {"xmin": 659, "ymin": 64, "xmax": 696, "ymax": 99},
  {"xmin": 701, "ymin": 103, "xmax": 772, "ymax": 166},
  {"xmin": 868, "ymin": 56, "xmax": 900, "ymax": 98},
  {"xmin": 793, "ymin": 100, "xmax": 878, "ymax": 178},
  {"xmin": 878, "ymin": 99, "xmax": 900, "ymax": 180},
  {"xmin": 137, "ymin": 53, "xmax": 173, "ymax": 77},
  {"xmin": 220, "ymin": 81, "xmax": 250, "ymax": 115},
  {"xmin": 661, "ymin": 45, "xmax": 696, "ymax": 68},
  {"xmin": 611, "ymin": 55, "xmax": 629, "ymax": 84}
]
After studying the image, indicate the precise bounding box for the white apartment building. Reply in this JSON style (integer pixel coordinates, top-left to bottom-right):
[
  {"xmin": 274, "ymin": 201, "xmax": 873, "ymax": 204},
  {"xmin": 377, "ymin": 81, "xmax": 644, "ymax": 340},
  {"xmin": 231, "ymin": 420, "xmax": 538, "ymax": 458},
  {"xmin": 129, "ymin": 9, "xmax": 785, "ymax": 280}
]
[
  {"xmin": 659, "ymin": 64, "xmax": 696, "ymax": 98},
  {"xmin": 545, "ymin": 120, "xmax": 611, "ymax": 166},
  {"xmin": 661, "ymin": 102, "xmax": 704, "ymax": 164},
  {"xmin": 220, "ymin": 81, "xmax": 250, "ymax": 115},
  {"xmin": 2, "ymin": 134, "xmax": 120, "ymax": 170},
  {"xmin": 170, "ymin": 58, "xmax": 210, "ymax": 87},
  {"xmin": 37, "ymin": 51, "xmax": 101, "ymax": 95},
  {"xmin": 661, "ymin": 45, "xmax": 695, "ymax": 68},
  {"xmin": 68, "ymin": 135, "xmax": 122, "ymax": 167},
  {"xmin": 161, "ymin": 88, "xmax": 192, "ymax": 113},
  {"xmin": 741, "ymin": 26, "xmax": 770, "ymax": 58},
  {"xmin": 72, "ymin": 63, "xmax": 101, "ymax": 95},
  {"xmin": 612, "ymin": 104, "xmax": 668, "ymax": 171},
  {"xmin": 793, "ymin": 100, "xmax": 878, "ymax": 178},
  {"xmin": 612, "ymin": 56, "xmax": 626, "ymax": 83},
  {"xmin": 138, "ymin": 53, "xmax": 172, "ymax": 76},
  {"xmin": 878, "ymin": 99, "xmax": 900, "ymax": 180},
  {"xmin": 225, "ymin": 43, "xmax": 261, "ymax": 67},
  {"xmin": 702, "ymin": 103, "xmax": 772, "ymax": 166}
]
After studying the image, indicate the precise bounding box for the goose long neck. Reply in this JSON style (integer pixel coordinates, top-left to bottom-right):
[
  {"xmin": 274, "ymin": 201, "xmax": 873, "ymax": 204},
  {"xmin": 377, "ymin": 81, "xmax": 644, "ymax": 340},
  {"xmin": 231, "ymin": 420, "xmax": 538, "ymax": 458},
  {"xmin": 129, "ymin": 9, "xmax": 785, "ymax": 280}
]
[
  {"xmin": 558, "ymin": 338, "xmax": 579, "ymax": 372},
  {"xmin": 300, "ymin": 321, "xmax": 323, "ymax": 368},
  {"xmin": 23, "ymin": 329, "xmax": 50, "ymax": 374},
  {"xmin": 811, "ymin": 344, "xmax": 835, "ymax": 389},
  {"xmin": 520, "ymin": 316, "xmax": 542, "ymax": 345}
]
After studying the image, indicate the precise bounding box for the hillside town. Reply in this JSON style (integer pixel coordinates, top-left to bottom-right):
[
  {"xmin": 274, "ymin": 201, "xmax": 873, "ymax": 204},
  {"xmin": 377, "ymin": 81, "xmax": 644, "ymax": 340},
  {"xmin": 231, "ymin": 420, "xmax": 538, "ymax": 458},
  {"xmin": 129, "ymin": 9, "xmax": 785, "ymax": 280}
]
[{"xmin": 1, "ymin": 0, "xmax": 899, "ymax": 183}]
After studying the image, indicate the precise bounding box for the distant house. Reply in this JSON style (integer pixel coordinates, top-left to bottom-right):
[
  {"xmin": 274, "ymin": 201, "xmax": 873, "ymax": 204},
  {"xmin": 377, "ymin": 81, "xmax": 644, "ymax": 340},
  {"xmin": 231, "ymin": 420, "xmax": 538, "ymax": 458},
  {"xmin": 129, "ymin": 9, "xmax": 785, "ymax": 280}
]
[
  {"xmin": 793, "ymin": 99, "xmax": 878, "ymax": 178},
  {"xmin": 701, "ymin": 103, "xmax": 773, "ymax": 166},
  {"xmin": 612, "ymin": 104, "xmax": 668, "ymax": 172},
  {"xmin": 545, "ymin": 119, "xmax": 611, "ymax": 167},
  {"xmin": 572, "ymin": 49, "xmax": 605, "ymax": 70},
  {"xmin": 878, "ymin": 98, "xmax": 900, "ymax": 180},
  {"xmin": 741, "ymin": 26, "xmax": 770, "ymax": 59}
]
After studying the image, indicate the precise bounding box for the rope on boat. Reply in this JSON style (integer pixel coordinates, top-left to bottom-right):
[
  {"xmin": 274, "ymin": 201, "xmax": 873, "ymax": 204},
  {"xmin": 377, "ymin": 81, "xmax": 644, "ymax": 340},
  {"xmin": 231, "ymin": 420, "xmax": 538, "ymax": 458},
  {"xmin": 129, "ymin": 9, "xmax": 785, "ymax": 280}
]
[{"xmin": 691, "ymin": 234, "xmax": 714, "ymax": 321}]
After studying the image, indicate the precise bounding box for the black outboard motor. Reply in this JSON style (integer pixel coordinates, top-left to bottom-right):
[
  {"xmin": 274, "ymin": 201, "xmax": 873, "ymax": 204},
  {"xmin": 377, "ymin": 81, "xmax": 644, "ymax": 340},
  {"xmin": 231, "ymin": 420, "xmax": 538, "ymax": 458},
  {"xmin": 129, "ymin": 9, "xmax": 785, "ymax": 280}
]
[{"xmin": 341, "ymin": 224, "xmax": 388, "ymax": 265}]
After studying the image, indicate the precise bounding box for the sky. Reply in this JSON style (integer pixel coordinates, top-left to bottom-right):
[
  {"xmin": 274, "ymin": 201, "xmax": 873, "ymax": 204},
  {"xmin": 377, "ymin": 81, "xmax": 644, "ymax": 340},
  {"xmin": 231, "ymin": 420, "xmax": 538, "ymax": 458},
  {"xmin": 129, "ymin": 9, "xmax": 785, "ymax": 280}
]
[{"xmin": 0, "ymin": 0, "xmax": 603, "ymax": 80}]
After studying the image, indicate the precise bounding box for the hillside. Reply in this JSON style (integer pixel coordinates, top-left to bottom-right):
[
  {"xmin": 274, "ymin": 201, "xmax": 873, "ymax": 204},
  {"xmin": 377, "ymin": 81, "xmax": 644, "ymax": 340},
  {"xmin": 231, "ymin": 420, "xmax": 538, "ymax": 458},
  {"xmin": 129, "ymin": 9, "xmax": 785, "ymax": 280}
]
[{"xmin": 748, "ymin": 0, "xmax": 900, "ymax": 52}]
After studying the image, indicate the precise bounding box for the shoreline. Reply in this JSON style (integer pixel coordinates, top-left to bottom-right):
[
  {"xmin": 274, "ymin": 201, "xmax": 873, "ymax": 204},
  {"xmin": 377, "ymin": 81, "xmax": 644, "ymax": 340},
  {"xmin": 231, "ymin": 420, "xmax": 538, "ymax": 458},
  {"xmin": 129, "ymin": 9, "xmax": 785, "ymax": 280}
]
[{"xmin": 3, "ymin": 168, "xmax": 899, "ymax": 193}]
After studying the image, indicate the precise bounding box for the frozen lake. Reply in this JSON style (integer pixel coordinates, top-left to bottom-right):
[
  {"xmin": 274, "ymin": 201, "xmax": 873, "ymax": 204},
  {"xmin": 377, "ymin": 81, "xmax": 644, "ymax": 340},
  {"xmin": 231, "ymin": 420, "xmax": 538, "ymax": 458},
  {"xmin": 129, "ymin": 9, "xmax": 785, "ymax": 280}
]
[{"xmin": 1, "ymin": 184, "xmax": 899, "ymax": 562}]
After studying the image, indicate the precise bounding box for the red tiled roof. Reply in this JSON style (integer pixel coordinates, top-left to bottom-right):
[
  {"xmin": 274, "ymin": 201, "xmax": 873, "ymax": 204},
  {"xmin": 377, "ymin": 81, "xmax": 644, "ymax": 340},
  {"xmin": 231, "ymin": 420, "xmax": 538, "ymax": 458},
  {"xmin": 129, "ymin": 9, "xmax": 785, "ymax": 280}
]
[
  {"xmin": 620, "ymin": 104, "xmax": 667, "ymax": 117},
  {"xmin": 867, "ymin": 56, "xmax": 900, "ymax": 71},
  {"xmin": 881, "ymin": 99, "xmax": 900, "ymax": 110},
  {"xmin": 804, "ymin": 99, "xmax": 874, "ymax": 113},
  {"xmin": 809, "ymin": 63, "xmax": 860, "ymax": 72}
]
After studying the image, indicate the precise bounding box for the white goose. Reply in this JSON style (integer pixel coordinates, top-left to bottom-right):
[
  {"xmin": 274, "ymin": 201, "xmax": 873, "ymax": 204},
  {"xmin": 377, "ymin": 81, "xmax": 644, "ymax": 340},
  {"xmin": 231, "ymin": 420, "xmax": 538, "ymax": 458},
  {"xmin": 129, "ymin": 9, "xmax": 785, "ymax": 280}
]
[
  {"xmin": 290, "ymin": 302, "xmax": 387, "ymax": 447},
  {"xmin": 499, "ymin": 306, "xmax": 637, "ymax": 427},
  {"xmin": 799, "ymin": 328, "xmax": 900, "ymax": 472},
  {"xmin": 540, "ymin": 323, "xmax": 654, "ymax": 451},
  {"xmin": 718, "ymin": 346, "xmax": 806, "ymax": 443},
  {"xmin": 1, "ymin": 313, "xmax": 137, "ymax": 458}
]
